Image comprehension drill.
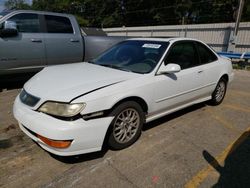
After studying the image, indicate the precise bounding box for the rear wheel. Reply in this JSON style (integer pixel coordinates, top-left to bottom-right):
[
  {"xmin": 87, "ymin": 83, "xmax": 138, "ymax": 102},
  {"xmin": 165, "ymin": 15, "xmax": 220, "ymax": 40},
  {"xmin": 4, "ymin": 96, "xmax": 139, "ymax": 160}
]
[
  {"xmin": 210, "ymin": 78, "xmax": 227, "ymax": 105},
  {"xmin": 108, "ymin": 101, "xmax": 144, "ymax": 150}
]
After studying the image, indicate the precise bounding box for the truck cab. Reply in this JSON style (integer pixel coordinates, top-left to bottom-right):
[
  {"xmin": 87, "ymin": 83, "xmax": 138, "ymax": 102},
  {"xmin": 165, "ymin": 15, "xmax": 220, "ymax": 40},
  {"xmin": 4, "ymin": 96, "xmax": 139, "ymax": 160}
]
[{"xmin": 0, "ymin": 10, "xmax": 84, "ymax": 75}]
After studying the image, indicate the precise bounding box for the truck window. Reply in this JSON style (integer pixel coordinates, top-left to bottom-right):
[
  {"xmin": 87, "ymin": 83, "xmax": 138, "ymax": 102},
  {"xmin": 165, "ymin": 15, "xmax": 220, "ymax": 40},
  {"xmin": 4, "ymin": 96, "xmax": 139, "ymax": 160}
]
[
  {"xmin": 7, "ymin": 13, "xmax": 40, "ymax": 33},
  {"xmin": 45, "ymin": 15, "xmax": 73, "ymax": 33}
]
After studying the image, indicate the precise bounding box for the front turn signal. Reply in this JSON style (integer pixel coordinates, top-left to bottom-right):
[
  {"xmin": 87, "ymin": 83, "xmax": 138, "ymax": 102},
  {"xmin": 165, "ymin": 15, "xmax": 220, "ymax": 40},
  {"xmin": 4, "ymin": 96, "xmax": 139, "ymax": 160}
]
[{"xmin": 37, "ymin": 134, "xmax": 72, "ymax": 149}]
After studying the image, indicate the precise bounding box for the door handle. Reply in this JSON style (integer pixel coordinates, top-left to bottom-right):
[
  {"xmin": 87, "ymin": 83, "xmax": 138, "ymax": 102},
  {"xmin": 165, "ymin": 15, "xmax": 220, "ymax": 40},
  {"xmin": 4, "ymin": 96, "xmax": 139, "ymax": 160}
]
[
  {"xmin": 70, "ymin": 39, "xmax": 80, "ymax": 43},
  {"xmin": 31, "ymin": 39, "xmax": 42, "ymax": 43},
  {"xmin": 198, "ymin": 70, "xmax": 204, "ymax": 73}
]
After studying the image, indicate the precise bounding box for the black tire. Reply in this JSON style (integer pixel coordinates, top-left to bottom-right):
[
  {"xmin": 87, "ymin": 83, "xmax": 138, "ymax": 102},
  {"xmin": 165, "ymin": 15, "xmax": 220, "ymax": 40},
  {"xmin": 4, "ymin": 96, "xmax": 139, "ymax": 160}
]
[
  {"xmin": 210, "ymin": 77, "xmax": 227, "ymax": 105},
  {"xmin": 108, "ymin": 101, "xmax": 144, "ymax": 150}
]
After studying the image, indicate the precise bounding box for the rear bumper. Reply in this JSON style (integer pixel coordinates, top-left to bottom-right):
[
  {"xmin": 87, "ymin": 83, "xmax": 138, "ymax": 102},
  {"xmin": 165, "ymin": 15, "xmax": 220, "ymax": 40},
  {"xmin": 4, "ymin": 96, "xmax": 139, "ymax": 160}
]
[{"xmin": 13, "ymin": 96, "xmax": 113, "ymax": 156}]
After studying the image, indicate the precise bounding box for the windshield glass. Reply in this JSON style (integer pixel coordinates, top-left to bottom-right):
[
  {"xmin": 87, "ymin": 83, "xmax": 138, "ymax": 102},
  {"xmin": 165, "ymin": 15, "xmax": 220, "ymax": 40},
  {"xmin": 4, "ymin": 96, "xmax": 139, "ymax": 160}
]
[{"xmin": 91, "ymin": 40, "xmax": 169, "ymax": 74}]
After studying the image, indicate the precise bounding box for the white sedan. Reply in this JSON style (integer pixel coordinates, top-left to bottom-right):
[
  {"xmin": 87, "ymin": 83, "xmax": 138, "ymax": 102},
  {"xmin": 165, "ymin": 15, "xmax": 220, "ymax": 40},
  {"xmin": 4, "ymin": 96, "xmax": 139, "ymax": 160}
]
[{"xmin": 13, "ymin": 38, "xmax": 234, "ymax": 156}]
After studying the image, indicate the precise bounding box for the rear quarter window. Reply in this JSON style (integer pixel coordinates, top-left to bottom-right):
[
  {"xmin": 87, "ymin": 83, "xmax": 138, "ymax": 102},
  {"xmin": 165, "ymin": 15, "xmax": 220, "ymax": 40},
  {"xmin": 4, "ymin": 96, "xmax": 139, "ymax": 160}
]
[{"xmin": 196, "ymin": 42, "xmax": 218, "ymax": 64}]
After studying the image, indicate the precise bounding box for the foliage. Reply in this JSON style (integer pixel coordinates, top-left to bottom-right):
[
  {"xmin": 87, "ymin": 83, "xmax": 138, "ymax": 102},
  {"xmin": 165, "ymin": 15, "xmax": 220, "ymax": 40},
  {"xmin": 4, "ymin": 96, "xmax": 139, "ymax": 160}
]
[
  {"xmin": 4, "ymin": 0, "xmax": 31, "ymax": 9},
  {"xmin": 242, "ymin": 1, "xmax": 250, "ymax": 21},
  {"xmin": 3, "ymin": 0, "xmax": 250, "ymax": 27}
]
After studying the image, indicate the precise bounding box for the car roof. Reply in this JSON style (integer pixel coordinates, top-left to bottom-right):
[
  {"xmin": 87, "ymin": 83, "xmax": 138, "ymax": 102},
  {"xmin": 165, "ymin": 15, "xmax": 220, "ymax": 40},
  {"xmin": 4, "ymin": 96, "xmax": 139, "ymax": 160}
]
[
  {"xmin": 127, "ymin": 37, "xmax": 202, "ymax": 43},
  {"xmin": 1, "ymin": 9, "xmax": 74, "ymax": 18}
]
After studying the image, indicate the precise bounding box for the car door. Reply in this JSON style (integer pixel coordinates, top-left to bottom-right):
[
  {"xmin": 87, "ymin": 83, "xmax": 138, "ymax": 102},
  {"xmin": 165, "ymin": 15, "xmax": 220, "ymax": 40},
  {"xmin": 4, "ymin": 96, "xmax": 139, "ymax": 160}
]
[
  {"xmin": 43, "ymin": 14, "xmax": 83, "ymax": 65},
  {"xmin": 152, "ymin": 41, "xmax": 207, "ymax": 113},
  {"xmin": 0, "ymin": 13, "xmax": 45, "ymax": 74},
  {"xmin": 195, "ymin": 41, "xmax": 221, "ymax": 95}
]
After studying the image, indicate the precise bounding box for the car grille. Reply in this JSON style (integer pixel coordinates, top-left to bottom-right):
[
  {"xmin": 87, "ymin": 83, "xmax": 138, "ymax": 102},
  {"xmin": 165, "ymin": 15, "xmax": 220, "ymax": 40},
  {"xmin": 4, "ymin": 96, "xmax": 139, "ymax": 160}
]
[{"xmin": 19, "ymin": 89, "xmax": 40, "ymax": 107}]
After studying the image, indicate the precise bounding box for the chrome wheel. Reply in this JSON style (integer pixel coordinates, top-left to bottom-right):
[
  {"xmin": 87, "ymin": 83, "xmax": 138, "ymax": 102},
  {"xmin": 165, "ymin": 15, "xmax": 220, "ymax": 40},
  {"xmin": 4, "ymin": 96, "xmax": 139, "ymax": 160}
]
[
  {"xmin": 210, "ymin": 78, "xmax": 227, "ymax": 106},
  {"xmin": 113, "ymin": 108, "xmax": 140, "ymax": 144},
  {"xmin": 215, "ymin": 81, "xmax": 226, "ymax": 102}
]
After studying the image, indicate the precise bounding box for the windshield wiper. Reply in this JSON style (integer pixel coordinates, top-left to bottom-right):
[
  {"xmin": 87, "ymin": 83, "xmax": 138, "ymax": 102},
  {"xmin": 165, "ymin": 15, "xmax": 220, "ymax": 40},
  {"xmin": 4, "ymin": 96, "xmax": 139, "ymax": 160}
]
[
  {"xmin": 88, "ymin": 60, "xmax": 95, "ymax": 64},
  {"xmin": 99, "ymin": 64, "xmax": 132, "ymax": 72},
  {"xmin": 99, "ymin": 64, "xmax": 118, "ymax": 68}
]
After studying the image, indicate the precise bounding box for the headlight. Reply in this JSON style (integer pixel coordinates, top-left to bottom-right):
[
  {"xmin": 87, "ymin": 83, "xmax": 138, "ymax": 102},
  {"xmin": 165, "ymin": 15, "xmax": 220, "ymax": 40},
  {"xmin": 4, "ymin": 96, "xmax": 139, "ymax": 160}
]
[{"xmin": 38, "ymin": 102, "xmax": 86, "ymax": 117}]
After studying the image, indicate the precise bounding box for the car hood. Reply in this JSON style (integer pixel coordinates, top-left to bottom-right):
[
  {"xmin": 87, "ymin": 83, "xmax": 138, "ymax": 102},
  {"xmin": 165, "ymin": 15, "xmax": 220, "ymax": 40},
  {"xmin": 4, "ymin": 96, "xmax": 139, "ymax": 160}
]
[{"xmin": 24, "ymin": 63, "xmax": 140, "ymax": 102}]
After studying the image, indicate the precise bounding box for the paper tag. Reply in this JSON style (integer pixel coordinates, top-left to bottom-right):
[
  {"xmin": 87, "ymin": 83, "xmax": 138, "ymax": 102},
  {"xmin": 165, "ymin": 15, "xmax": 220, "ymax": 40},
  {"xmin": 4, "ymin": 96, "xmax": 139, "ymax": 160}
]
[{"xmin": 142, "ymin": 44, "xmax": 161, "ymax": 49}]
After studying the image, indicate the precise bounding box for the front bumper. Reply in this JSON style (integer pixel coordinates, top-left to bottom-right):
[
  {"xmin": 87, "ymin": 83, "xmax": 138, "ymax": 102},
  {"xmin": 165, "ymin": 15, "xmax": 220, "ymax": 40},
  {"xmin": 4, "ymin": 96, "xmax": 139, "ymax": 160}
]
[{"xmin": 13, "ymin": 96, "xmax": 113, "ymax": 156}]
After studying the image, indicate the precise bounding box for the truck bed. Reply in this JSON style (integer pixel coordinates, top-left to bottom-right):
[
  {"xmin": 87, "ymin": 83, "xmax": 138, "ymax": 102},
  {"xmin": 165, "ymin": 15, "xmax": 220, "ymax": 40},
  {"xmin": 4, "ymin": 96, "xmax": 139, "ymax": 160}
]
[{"xmin": 83, "ymin": 36, "xmax": 127, "ymax": 62}]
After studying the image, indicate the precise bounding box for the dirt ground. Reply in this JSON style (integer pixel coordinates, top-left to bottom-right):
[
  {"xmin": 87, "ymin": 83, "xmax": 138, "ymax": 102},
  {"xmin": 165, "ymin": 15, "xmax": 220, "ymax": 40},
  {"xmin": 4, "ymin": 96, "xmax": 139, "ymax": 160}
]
[{"xmin": 0, "ymin": 70, "xmax": 250, "ymax": 188}]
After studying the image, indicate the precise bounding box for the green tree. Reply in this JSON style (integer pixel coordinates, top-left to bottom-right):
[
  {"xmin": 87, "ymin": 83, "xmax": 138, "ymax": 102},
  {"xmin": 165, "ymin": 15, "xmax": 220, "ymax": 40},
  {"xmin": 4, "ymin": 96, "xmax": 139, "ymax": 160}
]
[
  {"xmin": 5, "ymin": 0, "xmax": 31, "ymax": 9},
  {"xmin": 242, "ymin": 0, "xmax": 250, "ymax": 21},
  {"xmin": 22, "ymin": 0, "xmax": 250, "ymax": 27}
]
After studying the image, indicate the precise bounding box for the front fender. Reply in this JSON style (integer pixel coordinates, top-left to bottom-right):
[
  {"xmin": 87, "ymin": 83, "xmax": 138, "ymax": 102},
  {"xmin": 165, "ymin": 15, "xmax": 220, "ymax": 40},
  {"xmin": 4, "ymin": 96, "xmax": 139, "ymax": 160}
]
[{"xmin": 72, "ymin": 78, "xmax": 155, "ymax": 115}]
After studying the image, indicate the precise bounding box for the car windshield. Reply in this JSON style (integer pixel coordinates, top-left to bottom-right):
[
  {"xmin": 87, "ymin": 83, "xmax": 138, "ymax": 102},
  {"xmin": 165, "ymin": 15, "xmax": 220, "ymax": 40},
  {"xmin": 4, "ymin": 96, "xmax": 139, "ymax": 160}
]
[{"xmin": 90, "ymin": 40, "xmax": 169, "ymax": 74}]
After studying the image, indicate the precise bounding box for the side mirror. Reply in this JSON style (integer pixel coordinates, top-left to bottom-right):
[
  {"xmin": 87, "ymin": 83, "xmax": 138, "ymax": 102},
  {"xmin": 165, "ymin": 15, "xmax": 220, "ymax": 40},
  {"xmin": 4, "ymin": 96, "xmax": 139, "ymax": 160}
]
[
  {"xmin": 0, "ymin": 21, "xmax": 18, "ymax": 37},
  {"xmin": 157, "ymin": 63, "xmax": 181, "ymax": 74}
]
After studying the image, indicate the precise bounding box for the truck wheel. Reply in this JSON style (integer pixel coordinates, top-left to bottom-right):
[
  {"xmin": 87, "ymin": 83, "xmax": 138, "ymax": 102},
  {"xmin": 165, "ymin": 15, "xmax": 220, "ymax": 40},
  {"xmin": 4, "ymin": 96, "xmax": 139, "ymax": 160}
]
[
  {"xmin": 210, "ymin": 78, "xmax": 227, "ymax": 105},
  {"xmin": 108, "ymin": 101, "xmax": 144, "ymax": 150}
]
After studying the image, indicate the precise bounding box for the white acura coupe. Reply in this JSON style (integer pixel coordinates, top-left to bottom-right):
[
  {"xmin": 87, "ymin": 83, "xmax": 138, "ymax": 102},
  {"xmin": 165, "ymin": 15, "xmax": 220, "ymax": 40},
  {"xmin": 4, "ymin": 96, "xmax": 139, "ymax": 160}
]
[{"xmin": 13, "ymin": 38, "xmax": 234, "ymax": 156}]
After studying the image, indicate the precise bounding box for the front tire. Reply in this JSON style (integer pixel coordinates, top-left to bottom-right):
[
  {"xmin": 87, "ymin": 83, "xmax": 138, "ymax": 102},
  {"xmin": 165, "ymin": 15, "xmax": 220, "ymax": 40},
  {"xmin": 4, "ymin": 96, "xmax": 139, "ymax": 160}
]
[
  {"xmin": 210, "ymin": 78, "xmax": 227, "ymax": 105},
  {"xmin": 108, "ymin": 101, "xmax": 144, "ymax": 150}
]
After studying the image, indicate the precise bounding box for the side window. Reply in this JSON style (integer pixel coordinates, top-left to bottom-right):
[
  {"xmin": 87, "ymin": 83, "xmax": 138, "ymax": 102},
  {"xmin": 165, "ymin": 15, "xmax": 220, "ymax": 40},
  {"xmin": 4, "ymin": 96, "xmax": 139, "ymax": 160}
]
[
  {"xmin": 45, "ymin": 15, "xmax": 73, "ymax": 33},
  {"xmin": 165, "ymin": 42, "xmax": 199, "ymax": 70},
  {"xmin": 196, "ymin": 42, "xmax": 218, "ymax": 64},
  {"xmin": 7, "ymin": 13, "xmax": 40, "ymax": 33}
]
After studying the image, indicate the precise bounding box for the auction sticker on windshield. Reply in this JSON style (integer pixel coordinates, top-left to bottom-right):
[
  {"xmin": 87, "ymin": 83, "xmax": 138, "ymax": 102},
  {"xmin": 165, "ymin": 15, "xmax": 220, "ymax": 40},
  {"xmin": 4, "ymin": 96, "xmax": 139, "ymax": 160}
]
[{"xmin": 142, "ymin": 44, "xmax": 161, "ymax": 49}]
